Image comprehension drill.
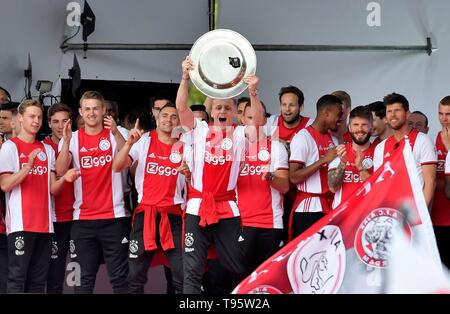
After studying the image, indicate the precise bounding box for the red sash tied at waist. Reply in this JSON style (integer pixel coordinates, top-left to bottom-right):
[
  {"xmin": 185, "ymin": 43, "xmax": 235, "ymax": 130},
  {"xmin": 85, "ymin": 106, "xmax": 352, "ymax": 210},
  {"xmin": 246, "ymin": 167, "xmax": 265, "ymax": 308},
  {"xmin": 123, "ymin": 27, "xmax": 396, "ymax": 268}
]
[
  {"xmin": 133, "ymin": 204, "xmax": 182, "ymax": 252},
  {"xmin": 189, "ymin": 188, "xmax": 236, "ymax": 227}
]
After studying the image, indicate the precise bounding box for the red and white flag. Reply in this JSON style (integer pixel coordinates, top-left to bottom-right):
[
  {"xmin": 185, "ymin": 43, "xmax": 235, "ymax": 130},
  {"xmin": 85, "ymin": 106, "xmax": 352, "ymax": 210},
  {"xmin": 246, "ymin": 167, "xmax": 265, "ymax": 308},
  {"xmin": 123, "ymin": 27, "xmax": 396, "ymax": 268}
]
[{"xmin": 232, "ymin": 139, "xmax": 441, "ymax": 294}]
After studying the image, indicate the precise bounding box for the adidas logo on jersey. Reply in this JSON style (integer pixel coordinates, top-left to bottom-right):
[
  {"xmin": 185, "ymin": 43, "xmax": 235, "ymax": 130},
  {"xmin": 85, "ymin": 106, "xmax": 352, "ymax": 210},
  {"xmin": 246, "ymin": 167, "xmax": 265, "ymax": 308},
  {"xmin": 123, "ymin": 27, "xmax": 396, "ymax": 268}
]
[
  {"xmin": 148, "ymin": 153, "xmax": 156, "ymax": 158},
  {"xmin": 121, "ymin": 237, "xmax": 129, "ymax": 244},
  {"xmin": 20, "ymin": 153, "xmax": 27, "ymax": 159},
  {"xmin": 80, "ymin": 146, "xmax": 88, "ymax": 153},
  {"xmin": 238, "ymin": 235, "xmax": 245, "ymax": 242}
]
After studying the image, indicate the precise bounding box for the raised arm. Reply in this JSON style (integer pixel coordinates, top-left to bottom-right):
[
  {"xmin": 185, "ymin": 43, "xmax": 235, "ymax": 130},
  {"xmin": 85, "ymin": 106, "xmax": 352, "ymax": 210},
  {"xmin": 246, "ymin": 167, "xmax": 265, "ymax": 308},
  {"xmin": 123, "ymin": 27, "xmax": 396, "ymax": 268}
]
[
  {"xmin": 327, "ymin": 145, "xmax": 347, "ymax": 193},
  {"xmin": 176, "ymin": 56, "xmax": 195, "ymax": 130},
  {"xmin": 112, "ymin": 119, "xmax": 143, "ymax": 172},
  {"xmin": 56, "ymin": 119, "xmax": 73, "ymax": 176},
  {"xmin": 243, "ymin": 75, "xmax": 265, "ymax": 127},
  {"xmin": 104, "ymin": 115, "xmax": 126, "ymax": 151}
]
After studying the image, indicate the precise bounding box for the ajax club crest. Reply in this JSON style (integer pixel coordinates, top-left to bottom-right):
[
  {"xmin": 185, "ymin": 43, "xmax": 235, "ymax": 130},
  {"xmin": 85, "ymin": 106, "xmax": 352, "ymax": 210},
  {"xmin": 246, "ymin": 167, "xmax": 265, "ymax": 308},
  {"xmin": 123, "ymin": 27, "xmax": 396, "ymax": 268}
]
[
  {"xmin": 169, "ymin": 152, "xmax": 182, "ymax": 164},
  {"xmin": 99, "ymin": 139, "xmax": 111, "ymax": 151},
  {"xmin": 287, "ymin": 225, "xmax": 346, "ymax": 294},
  {"xmin": 258, "ymin": 149, "xmax": 270, "ymax": 162},
  {"xmin": 354, "ymin": 208, "xmax": 412, "ymax": 268}
]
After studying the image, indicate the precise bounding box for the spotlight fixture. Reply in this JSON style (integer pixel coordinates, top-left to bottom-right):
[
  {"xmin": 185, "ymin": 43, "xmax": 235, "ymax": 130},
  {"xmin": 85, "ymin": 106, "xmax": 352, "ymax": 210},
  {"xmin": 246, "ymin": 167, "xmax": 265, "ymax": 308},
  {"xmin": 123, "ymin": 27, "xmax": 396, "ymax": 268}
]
[{"xmin": 36, "ymin": 80, "xmax": 53, "ymax": 94}]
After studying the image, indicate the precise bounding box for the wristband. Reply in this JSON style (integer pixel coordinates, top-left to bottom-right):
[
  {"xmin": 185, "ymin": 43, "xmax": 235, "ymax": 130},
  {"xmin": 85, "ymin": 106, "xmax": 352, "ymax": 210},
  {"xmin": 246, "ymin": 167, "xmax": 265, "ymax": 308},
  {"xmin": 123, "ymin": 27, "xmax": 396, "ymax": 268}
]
[{"xmin": 249, "ymin": 89, "xmax": 258, "ymax": 97}]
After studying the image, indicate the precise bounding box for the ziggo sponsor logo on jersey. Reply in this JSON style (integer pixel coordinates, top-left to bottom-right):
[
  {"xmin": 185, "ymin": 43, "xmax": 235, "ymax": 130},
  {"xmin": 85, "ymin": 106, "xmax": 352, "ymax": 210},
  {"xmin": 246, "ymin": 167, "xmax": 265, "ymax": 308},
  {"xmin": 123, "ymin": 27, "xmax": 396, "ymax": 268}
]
[
  {"xmin": 240, "ymin": 163, "xmax": 269, "ymax": 176},
  {"xmin": 204, "ymin": 151, "xmax": 232, "ymax": 165},
  {"xmin": 81, "ymin": 155, "xmax": 112, "ymax": 169},
  {"xmin": 146, "ymin": 162, "xmax": 178, "ymax": 176},
  {"xmin": 343, "ymin": 170, "xmax": 364, "ymax": 183},
  {"xmin": 21, "ymin": 163, "xmax": 48, "ymax": 175}
]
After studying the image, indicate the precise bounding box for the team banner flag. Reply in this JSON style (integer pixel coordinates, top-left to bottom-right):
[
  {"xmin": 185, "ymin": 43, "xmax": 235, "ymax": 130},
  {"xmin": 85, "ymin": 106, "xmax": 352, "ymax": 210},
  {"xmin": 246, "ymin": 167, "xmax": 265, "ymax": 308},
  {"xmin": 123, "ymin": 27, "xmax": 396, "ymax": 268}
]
[{"xmin": 233, "ymin": 139, "xmax": 442, "ymax": 294}]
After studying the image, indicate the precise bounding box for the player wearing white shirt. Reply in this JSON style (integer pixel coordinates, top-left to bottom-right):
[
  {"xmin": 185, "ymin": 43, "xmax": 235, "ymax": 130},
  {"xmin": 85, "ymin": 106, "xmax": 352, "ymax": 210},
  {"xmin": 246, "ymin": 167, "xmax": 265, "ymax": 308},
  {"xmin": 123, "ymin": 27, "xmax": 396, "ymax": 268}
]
[
  {"xmin": 289, "ymin": 94, "xmax": 343, "ymax": 239},
  {"xmin": 237, "ymin": 103, "xmax": 289, "ymax": 275},
  {"xmin": 373, "ymin": 93, "xmax": 437, "ymax": 207},
  {"xmin": 0, "ymin": 100, "xmax": 78, "ymax": 293},
  {"xmin": 177, "ymin": 56, "xmax": 265, "ymax": 294},
  {"xmin": 56, "ymin": 91, "xmax": 129, "ymax": 294}
]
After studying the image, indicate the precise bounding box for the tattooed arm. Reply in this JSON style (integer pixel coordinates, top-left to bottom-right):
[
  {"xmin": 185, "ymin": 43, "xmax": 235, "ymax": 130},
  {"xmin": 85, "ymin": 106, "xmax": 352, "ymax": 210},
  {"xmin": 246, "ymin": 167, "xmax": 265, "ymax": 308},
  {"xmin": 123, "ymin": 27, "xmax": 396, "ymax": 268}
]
[
  {"xmin": 328, "ymin": 144, "xmax": 348, "ymax": 193},
  {"xmin": 328, "ymin": 161, "xmax": 346, "ymax": 193}
]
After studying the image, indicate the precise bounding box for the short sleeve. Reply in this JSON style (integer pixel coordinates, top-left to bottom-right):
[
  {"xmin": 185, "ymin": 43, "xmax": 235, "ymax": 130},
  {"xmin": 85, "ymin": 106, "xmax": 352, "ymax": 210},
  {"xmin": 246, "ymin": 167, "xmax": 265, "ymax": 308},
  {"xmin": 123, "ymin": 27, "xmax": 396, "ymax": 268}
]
[
  {"xmin": 373, "ymin": 141, "xmax": 385, "ymax": 171},
  {"xmin": 0, "ymin": 142, "xmax": 17, "ymax": 174},
  {"xmin": 289, "ymin": 130, "xmax": 308, "ymax": 164},
  {"xmin": 58, "ymin": 132, "xmax": 75, "ymax": 154},
  {"xmin": 271, "ymin": 140, "xmax": 289, "ymax": 172},
  {"xmin": 46, "ymin": 145, "xmax": 56, "ymax": 172},
  {"xmin": 129, "ymin": 133, "xmax": 149, "ymax": 162},
  {"xmin": 417, "ymin": 133, "xmax": 437, "ymax": 165}
]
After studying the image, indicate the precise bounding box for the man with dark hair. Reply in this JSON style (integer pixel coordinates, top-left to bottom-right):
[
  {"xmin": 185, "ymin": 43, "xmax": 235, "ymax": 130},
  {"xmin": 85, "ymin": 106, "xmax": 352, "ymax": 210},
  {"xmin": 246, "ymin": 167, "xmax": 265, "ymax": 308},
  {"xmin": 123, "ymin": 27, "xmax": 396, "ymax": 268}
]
[
  {"xmin": 236, "ymin": 97, "xmax": 250, "ymax": 125},
  {"xmin": 0, "ymin": 86, "xmax": 10, "ymax": 104},
  {"xmin": 431, "ymin": 96, "xmax": 450, "ymax": 269},
  {"xmin": 408, "ymin": 110, "xmax": 429, "ymax": 134},
  {"xmin": 190, "ymin": 104, "xmax": 209, "ymax": 122},
  {"xmin": 328, "ymin": 106, "xmax": 375, "ymax": 208},
  {"xmin": 289, "ymin": 95, "xmax": 342, "ymax": 238},
  {"xmin": 0, "ymin": 97, "xmax": 17, "ymax": 293},
  {"xmin": 43, "ymin": 103, "xmax": 75, "ymax": 294},
  {"xmin": 331, "ymin": 90, "xmax": 352, "ymax": 144},
  {"xmin": 374, "ymin": 93, "xmax": 436, "ymax": 207},
  {"xmin": 265, "ymin": 85, "xmax": 312, "ymax": 144},
  {"xmin": 368, "ymin": 100, "xmax": 392, "ymax": 146},
  {"xmin": 113, "ymin": 103, "xmax": 185, "ymax": 294},
  {"xmin": 0, "ymin": 102, "xmax": 19, "ymax": 143}
]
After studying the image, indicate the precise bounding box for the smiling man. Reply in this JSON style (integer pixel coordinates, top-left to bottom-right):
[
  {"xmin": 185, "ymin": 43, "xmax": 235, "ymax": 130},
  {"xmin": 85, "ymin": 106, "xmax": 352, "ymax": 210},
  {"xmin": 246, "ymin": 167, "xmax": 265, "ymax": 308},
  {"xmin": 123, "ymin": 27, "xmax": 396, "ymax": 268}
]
[
  {"xmin": 56, "ymin": 91, "xmax": 129, "ymax": 294},
  {"xmin": 373, "ymin": 93, "xmax": 437, "ymax": 207},
  {"xmin": 265, "ymin": 85, "xmax": 312, "ymax": 145},
  {"xmin": 0, "ymin": 100, "xmax": 79, "ymax": 293},
  {"xmin": 328, "ymin": 106, "xmax": 375, "ymax": 209}
]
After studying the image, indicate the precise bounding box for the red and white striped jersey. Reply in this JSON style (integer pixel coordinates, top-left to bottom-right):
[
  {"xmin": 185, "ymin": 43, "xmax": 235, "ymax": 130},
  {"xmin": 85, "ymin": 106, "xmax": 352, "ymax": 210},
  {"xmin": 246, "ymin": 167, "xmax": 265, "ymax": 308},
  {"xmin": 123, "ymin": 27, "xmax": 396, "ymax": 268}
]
[
  {"xmin": 328, "ymin": 143, "xmax": 375, "ymax": 209},
  {"xmin": 59, "ymin": 128, "xmax": 128, "ymax": 220},
  {"xmin": 182, "ymin": 121, "xmax": 246, "ymax": 218},
  {"xmin": 431, "ymin": 132, "xmax": 450, "ymax": 226},
  {"xmin": 289, "ymin": 126, "xmax": 338, "ymax": 213},
  {"xmin": 129, "ymin": 131, "xmax": 185, "ymax": 207},
  {"xmin": 0, "ymin": 138, "xmax": 54, "ymax": 234},
  {"xmin": 373, "ymin": 129, "xmax": 437, "ymax": 186},
  {"xmin": 43, "ymin": 138, "xmax": 74, "ymax": 222},
  {"xmin": 264, "ymin": 114, "xmax": 313, "ymax": 143},
  {"xmin": 237, "ymin": 138, "xmax": 288, "ymax": 229}
]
